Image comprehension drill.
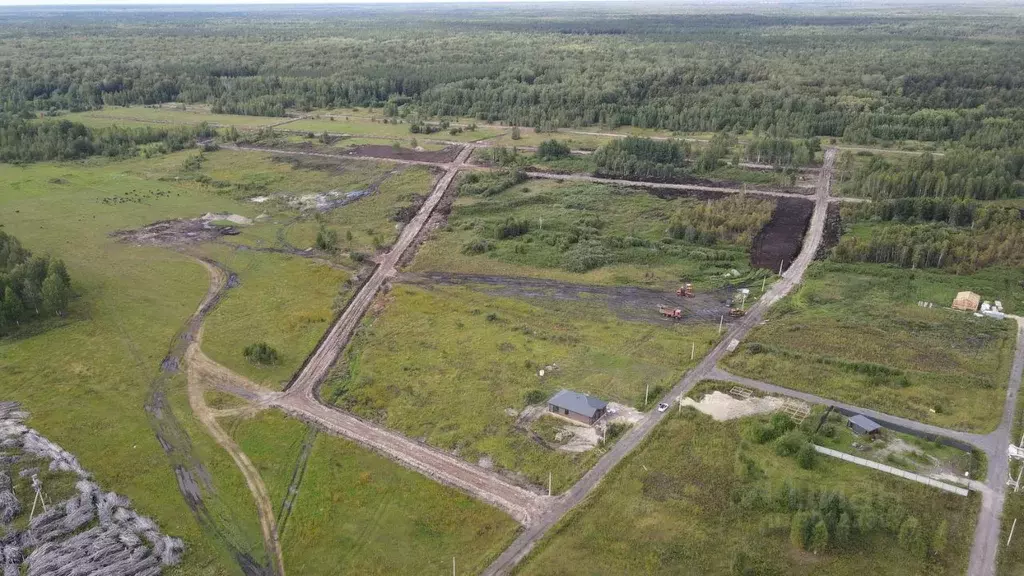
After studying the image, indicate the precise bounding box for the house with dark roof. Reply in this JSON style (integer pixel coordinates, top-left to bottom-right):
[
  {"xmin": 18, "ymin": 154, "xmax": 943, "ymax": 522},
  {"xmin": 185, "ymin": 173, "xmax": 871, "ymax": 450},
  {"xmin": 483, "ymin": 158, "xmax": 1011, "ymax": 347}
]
[
  {"xmin": 848, "ymin": 414, "xmax": 882, "ymax": 436},
  {"xmin": 548, "ymin": 389, "xmax": 608, "ymax": 425}
]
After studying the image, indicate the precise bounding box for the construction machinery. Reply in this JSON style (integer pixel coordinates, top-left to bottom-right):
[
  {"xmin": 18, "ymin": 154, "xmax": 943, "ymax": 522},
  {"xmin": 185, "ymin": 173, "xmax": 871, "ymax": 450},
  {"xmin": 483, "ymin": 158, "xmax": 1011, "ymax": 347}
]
[
  {"xmin": 659, "ymin": 306, "xmax": 683, "ymax": 320},
  {"xmin": 729, "ymin": 308, "xmax": 746, "ymax": 318},
  {"xmin": 676, "ymin": 283, "xmax": 694, "ymax": 298}
]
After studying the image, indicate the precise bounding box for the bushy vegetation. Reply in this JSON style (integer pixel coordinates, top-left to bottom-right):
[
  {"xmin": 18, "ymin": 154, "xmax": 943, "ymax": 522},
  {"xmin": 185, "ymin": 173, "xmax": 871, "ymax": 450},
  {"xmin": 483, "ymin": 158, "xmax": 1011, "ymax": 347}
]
[
  {"xmin": 0, "ymin": 232, "xmax": 72, "ymax": 335},
  {"xmin": 243, "ymin": 342, "xmax": 280, "ymax": 365},
  {"xmin": 458, "ymin": 169, "xmax": 527, "ymax": 197},
  {"xmin": 535, "ymin": 139, "xmax": 571, "ymax": 160},
  {"xmin": 0, "ymin": 117, "xmax": 213, "ymax": 164},
  {"xmin": 592, "ymin": 137, "xmax": 690, "ymax": 181},
  {"xmin": 520, "ymin": 409, "xmax": 976, "ymax": 575}
]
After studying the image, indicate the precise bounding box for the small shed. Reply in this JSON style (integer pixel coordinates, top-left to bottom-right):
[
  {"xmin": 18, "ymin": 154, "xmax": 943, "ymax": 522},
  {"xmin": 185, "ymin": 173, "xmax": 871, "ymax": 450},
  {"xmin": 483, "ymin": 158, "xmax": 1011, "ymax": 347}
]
[
  {"xmin": 548, "ymin": 389, "xmax": 608, "ymax": 425},
  {"xmin": 848, "ymin": 414, "xmax": 881, "ymax": 436},
  {"xmin": 952, "ymin": 291, "xmax": 981, "ymax": 312}
]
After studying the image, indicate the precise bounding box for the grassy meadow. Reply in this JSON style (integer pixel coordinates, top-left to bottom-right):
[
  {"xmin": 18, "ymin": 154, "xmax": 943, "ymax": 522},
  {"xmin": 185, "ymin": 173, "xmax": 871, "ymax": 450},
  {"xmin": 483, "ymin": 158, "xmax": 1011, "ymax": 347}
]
[
  {"xmin": 284, "ymin": 115, "xmax": 504, "ymax": 142},
  {"xmin": 0, "ymin": 153, "xmax": 273, "ymax": 574},
  {"xmin": 722, "ymin": 262, "xmax": 1018, "ymax": 432},
  {"xmin": 57, "ymin": 105, "xmax": 284, "ymax": 130},
  {"xmin": 411, "ymin": 177, "xmax": 773, "ymax": 290},
  {"xmin": 195, "ymin": 244, "xmax": 349, "ymax": 389},
  {"xmin": 322, "ymin": 283, "xmax": 720, "ymax": 492},
  {"xmin": 222, "ymin": 409, "xmax": 519, "ymax": 575},
  {"xmin": 517, "ymin": 407, "xmax": 978, "ymax": 576}
]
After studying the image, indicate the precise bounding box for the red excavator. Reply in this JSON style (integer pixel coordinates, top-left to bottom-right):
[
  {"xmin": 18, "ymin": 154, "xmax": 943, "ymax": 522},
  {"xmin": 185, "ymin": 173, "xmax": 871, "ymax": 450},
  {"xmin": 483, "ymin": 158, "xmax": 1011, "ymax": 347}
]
[
  {"xmin": 676, "ymin": 283, "xmax": 694, "ymax": 298},
  {"xmin": 659, "ymin": 306, "xmax": 683, "ymax": 320}
]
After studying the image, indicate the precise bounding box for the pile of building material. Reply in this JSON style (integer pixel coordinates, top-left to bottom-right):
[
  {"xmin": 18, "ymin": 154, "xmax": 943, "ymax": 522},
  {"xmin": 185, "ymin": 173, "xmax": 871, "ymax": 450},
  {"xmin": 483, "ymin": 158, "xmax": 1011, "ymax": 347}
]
[{"xmin": 0, "ymin": 401, "xmax": 184, "ymax": 575}]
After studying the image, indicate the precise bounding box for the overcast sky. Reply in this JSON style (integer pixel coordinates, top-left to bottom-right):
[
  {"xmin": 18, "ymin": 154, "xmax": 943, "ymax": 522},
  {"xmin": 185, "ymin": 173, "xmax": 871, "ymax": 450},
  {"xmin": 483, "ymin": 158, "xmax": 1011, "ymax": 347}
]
[{"xmin": 2, "ymin": 0, "xmax": 637, "ymax": 5}]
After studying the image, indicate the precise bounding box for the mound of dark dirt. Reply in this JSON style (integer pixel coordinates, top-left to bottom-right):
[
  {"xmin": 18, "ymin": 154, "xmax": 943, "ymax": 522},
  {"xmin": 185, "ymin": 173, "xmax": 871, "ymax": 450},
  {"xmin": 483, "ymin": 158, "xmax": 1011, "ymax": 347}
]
[
  {"xmin": 750, "ymin": 197, "xmax": 813, "ymax": 272},
  {"xmin": 815, "ymin": 203, "xmax": 842, "ymax": 260}
]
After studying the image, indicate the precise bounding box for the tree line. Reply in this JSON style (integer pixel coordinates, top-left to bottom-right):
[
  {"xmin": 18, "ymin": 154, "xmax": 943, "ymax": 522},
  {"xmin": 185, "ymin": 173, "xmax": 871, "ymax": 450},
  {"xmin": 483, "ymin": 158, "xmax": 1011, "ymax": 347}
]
[
  {"xmin": 0, "ymin": 116, "xmax": 214, "ymax": 164},
  {"xmin": 3, "ymin": 8, "xmax": 1024, "ymax": 148},
  {"xmin": 0, "ymin": 232, "xmax": 72, "ymax": 336}
]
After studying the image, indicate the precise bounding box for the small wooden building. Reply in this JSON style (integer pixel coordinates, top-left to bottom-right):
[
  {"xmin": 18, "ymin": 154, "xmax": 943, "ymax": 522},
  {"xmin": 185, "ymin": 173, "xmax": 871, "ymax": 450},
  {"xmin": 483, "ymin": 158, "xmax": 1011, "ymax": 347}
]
[
  {"xmin": 952, "ymin": 291, "xmax": 981, "ymax": 312},
  {"xmin": 548, "ymin": 390, "xmax": 608, "ymax": 425},
  {"xmin": 848, "ymin": 414, "xmax": 881, "ymax": 437}
]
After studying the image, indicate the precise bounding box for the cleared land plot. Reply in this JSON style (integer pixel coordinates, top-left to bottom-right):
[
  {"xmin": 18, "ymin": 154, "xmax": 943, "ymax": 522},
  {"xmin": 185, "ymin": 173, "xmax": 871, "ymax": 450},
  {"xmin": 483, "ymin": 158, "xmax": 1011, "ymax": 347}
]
[
  {"xmin": 195, "ymin": 244, "xmax": 349, "ymax": 389},
  {"xmin": 283, "ymin": 116, "xmax": 503, "ymax": 142},
  {"xmin": 0, "ymin": 152, "xmax": 325, "ymax": 574},
  {"xmin": 518, "ymin": 408, "xmax": 978, "ymax": 576},
  {"xmin": 283, "ymin": 164, "xmax": 440, "ymax": 256},
  {"xmin": 722, "ymin": 262, "xmax": 1017, "ymax": 432},
  {"xmin": 411, "ymin": 178, "xmax": 775, "ymax": 289},
  {"xmin": 59, "ymin": 105, "xmax": 283, "ymax": 129},
  {"xmin": 322, "ymin": 283, "xmax": 719, "ymax": 492}
]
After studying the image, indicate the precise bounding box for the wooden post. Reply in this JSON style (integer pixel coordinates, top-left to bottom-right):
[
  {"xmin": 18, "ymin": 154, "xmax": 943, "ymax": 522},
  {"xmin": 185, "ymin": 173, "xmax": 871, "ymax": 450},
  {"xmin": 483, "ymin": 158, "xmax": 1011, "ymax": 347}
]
[
  {"xmin": 645, "ymin": 383, "xmax": 650, "ymax": 407},
  {"xmin": 761, "ymin": 277, "xmax": 767, "ymax": 294},
  {"xmin": 548, "ymin": 472, "xmax": 552, "ymax": 497},
  {"xmin": 453, "ymin": 556, "xmax": 456, "ymax": 576},
  {"xmin": 718, "ymin": 315, "xmax": 724, "ymax": 335},
  {"xmin": 778, "ymin": 260, "xmax": 785, "ymax": 276},
  {"xmin": 691, "ymin": 342, "xmax": 695, "ymax": 360},
  {"xmin": 1009, "ymin": 518, "xmax": 1018, "ymax": 547}
]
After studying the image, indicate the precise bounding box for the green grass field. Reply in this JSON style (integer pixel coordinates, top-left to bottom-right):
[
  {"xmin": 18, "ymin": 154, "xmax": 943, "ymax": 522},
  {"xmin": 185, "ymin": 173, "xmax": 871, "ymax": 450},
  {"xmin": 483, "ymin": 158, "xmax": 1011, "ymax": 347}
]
[
  {"xmin": 284, "ymin": 115, "xmax": 503, "ymax": 142},
  {"xmin": 722, "ymin": 262, "xmax": 1018, "ymax": 432},
  {"xmin": 518, "ymin": 407, "xmax": 978, "ymax": 576},
  {"xmin": 58, "ymin": 105, "xmax": 283, "ymax": 129},
  {"xmin": 411, "ymin": 178, "xmax": 773, "ymax": 289},
  {"xmin": 195, "ymin": 245, "xmax": 349, "ymax": 389},
  {"xmin": 222, "ymin": 409, "xmax": 519, "ymax": 575},
  {"xmin": 322, "ymin": 283, "xmax": 719, "ymax": 492},
  {"xmin": 0, "ymin": 153, "xmax": 272, "ymax": 574}
]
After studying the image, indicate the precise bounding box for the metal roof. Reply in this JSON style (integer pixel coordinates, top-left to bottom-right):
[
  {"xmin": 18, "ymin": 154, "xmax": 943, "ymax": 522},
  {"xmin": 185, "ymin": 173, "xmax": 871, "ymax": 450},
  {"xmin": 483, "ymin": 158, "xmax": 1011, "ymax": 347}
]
[
  {"xmin": 849, "ymin": 414, "xmax": 881, "ymax": 433},
  {"xmin": 548, "ymin": 389, "xmax": 608, "ymax": 418}
]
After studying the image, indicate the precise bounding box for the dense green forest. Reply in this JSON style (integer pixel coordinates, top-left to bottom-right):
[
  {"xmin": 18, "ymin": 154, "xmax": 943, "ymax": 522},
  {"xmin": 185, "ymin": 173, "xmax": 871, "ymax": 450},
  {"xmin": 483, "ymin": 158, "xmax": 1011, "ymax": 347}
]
[
  {"xmin": 0, "ymin": 232, "xmax": 72, "ymax": 336},
  {"xmin": 1, "ymin": 5, "xmax": 1023, "ymax": 147}
]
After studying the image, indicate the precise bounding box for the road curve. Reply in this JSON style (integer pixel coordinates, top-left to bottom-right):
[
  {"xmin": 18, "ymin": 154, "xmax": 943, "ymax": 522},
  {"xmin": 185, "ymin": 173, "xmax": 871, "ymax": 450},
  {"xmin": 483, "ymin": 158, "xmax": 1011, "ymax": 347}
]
[{"xmin": 482, "ymin": 148, "xmax": 838, "ymax": 575}]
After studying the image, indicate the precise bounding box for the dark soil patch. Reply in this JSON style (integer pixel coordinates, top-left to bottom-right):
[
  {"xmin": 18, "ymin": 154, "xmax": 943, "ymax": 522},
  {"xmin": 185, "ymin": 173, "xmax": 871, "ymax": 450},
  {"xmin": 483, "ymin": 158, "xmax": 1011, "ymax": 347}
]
[
  {"xmin": 400, "ymin": 272, "xmax": 744, "ymax": 326},
  {"xmin": 815, "ymin": 202, "xmax": 842, "ymax": 260},
  {"xmin": 750, "ymin": 197, "xmax": 813, "ymax": 273},
  {"xmin": 644, "ymin": 187, "xmax": 729, "ymax": 202},
  {"xmin": 344, "ymin": 144, "xmax": 461, "ymax": 163},
  {"xmin": 112, "ymin": 217, "xmax": 240, "ymax": 246}
]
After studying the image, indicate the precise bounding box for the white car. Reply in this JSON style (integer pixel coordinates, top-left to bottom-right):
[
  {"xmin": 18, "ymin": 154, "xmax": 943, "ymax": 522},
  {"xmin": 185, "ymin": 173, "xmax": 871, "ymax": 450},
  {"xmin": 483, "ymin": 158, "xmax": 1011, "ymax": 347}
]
[{"xmin": 657, "ymin": 402, "xmax": 669, "ymax": 412}]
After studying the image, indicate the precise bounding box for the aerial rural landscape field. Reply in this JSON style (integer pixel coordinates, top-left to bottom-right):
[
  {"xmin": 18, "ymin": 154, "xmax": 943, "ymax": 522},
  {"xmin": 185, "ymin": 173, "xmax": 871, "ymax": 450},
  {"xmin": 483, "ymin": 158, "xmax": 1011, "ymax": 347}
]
[{"xmin": 0, "ymin": 2, "xmax": 1022, "ymax": 575}]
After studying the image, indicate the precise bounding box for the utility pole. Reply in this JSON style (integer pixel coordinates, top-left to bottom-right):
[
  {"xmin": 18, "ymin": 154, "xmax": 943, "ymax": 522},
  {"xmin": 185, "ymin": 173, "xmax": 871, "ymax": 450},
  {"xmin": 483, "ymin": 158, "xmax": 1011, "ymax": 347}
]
[
  {"xmin": 691, "ymin": 342, "xmax": 695, "ymax": 360},
  {"xmin": 761, "ymin": 277, "xmax": 767, "ymax": 294},
  {"xmin": 645, "ymin": 383, "xmax": 650, "ymax": 407},
  {"xmin": 453, "ymin": 557, "xmax": 456, "ymax": 576},
  {"xmin": 1010, "ymin": 519, "xmax": 1019, "ymax": 547},
  {"xmin": 548, "ymin": 472, "xmax": 552, "ymax": 497},
  {"xmin": 718, "ymin": 315, "xmax": 724, "ymax": 335},
  {"xmin": 778, "ymin": 260, "xmax": 785, "ymax": 276}
]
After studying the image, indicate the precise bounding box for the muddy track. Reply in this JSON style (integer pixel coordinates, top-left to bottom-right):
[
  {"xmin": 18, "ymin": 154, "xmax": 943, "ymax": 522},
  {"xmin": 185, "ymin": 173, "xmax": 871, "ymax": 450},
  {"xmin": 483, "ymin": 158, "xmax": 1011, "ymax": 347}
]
[
  {"xmin": 400, "ymin": 272, "xmax": 740, "ymax": 325},
  {"xmin": 184, "ymin": 260, "xmax": 285, "ymax": 576},
  {"xmin": 145, "ymin": 256, "xmax": 271, "ymax": 576},
  {"xmin": 276, "ymin": 426, "xmax": 318, "ymax": 536}
]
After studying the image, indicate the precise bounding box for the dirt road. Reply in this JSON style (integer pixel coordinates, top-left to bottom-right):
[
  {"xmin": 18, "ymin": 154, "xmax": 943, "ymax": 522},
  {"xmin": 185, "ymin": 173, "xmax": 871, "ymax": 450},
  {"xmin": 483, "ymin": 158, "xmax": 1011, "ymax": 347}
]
[
  {"xmin": 259, "ymin": 145, "xmax": 550, "ymax": 525},
  {"xmin": 185, "ymin": 260, "xmax": 285, "ymax": 576},
  {"xmin": 482, "ymin": 148, "xmax": 839, "ymax": 575}
]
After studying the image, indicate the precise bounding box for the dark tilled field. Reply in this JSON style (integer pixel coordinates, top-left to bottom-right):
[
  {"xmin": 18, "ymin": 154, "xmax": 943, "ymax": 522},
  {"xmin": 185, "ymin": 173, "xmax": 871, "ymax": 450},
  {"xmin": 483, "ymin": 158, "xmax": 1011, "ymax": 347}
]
[
  {"xmin": 750, "ymin": 197, "xmax": 813, "ymax": 272},
  {"xmin": 343, "ymin": 144, "xmax": 461, "ymax": 163},
  {"xmin": 399, "ymin": 272, "xmax": 742, "ymax": 325}
]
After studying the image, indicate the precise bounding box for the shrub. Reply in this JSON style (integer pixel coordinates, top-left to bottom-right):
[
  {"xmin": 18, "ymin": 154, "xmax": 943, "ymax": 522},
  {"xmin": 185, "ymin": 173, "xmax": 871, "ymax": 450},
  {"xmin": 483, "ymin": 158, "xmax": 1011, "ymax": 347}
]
[
  {"xmin": 243, "ymin": 342, "xmax": 279, "ymax": 365},
  {"xmin": 524, "ymin": 389, "xmax": 546, "ymax": 405},
  {"xmin": 562, "ymin": 240, "xmax": 610, "ymax": 272},
  {"xmin": 536, "ymin": 139, "xmax": 571, "ymax": 160},
  {"xmin": 316, "ymin": 226, "xmax": 338, "ymax": 251},
  {"xmin": 495, "ymin": 217, "xmax": 531, "ymax": 239},
  {"xmin": 462, "ymin": 238, "xmax": 493, "ymax": 255},
  {"xmin": 797, "ymin": 443, "xmax": 817, "ymax": 469}
]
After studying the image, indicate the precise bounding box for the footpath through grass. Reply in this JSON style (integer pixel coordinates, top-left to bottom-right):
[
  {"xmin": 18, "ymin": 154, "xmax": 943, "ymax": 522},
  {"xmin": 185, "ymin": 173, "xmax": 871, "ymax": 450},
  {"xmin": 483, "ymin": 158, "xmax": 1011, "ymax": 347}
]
[
  {"xmin": 196, "ymin": 245, "xmax": 349, "ymax": 390},
  {"xmin": 518, "ymin": 408, "xmax": 978, "ymax": 576},
  {"xmin": 323, "ymin": 283, "xmax": 719, "ymax": 492},
  {"xmin": 223, "ymin": 409, "xmax": 518, "ymax": 575},
  {"xmin": 0, "ymin": 155, "xmax": 270, "ymax": 574},
  {"xmin": 722, "ymin": 262, "xmax": 1018, "ymax": 432}
]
